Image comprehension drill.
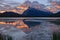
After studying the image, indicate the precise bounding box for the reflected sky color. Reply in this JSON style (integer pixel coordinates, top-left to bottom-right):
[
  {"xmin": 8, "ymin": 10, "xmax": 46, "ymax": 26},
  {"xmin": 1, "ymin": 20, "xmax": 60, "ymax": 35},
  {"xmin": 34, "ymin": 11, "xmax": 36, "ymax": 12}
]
[{"xmin": 0, "ymin": 19, "xmax": 60, "ymax": 33}]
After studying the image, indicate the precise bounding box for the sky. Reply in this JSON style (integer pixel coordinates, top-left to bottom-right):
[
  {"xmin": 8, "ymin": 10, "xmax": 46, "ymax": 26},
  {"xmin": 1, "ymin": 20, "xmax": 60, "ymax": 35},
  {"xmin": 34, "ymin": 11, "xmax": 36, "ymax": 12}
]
[
  {"xmin": 1, "ymin": 0, "xmax": 60, "ymax": 5},
  {"xmin": 13, "ymin": 0, "xmax": 60, "ymax": 5},
  {"xmin": 4, "ymin": 0, "xmax": 50, "ymax": 5},
  {"xmin": 13, "ymin": 0, "xmax": 49, "ymax": 5}
]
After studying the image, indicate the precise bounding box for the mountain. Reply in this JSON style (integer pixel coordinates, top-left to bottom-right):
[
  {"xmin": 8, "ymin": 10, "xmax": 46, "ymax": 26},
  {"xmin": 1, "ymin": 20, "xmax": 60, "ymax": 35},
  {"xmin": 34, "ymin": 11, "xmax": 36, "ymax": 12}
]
[
  {"xmin": 0, "ymin": 12, "xmax": 21, "ymax": 17},
  {"xmin": 0, "ymin": 8, "xmax": 60, "ymax": 17},
  {"xmin": 22, "ymin": 7, "xmax": 53, "ymax": 17},
  {"xmin": 52, "ymin": 11, "xmax": 60, "ymax": 17}
]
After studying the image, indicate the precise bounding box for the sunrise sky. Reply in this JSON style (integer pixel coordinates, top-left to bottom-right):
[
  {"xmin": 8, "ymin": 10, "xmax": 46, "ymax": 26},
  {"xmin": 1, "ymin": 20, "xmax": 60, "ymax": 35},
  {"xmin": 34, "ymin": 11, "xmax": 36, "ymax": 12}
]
[
  {"xmin": 2, "ymin": 0, "xmax": 59, "ymax": 5},
  {"xmin": 0, "ymin": 0, "xmax": 60, "ymax": 13},
  {"xmin": 12, "ymin": 0, "xmax": 49, "ymax": 5}
]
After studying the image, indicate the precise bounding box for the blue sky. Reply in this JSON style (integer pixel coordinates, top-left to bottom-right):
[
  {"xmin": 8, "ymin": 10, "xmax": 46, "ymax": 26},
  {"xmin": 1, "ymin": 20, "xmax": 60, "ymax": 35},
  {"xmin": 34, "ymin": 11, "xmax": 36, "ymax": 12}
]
[
  {"xmin": 2, "ymin": 0, "xmax": 60, "ymax": 5},
  {"xmin": 5, "ymin": 0, "xmax": 50, "ymax": 5}
]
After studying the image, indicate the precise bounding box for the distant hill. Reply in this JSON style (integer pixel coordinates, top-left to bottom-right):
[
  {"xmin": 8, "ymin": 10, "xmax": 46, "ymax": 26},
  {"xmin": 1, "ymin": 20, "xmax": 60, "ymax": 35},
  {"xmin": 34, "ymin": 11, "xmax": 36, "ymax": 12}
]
[
  {"xmin": 22, "ymin": 7, "xmax": 53, "ymax": 17},
  {"xmin": 0, "ymin": 8, "xmax": 60, "ymax": 17},
  {"xmin": 52, "ymin": 12, "xmax": 60, "ymax": 17},
  {"xmin": 0, "ymin": 12, "xmax": 21, "ymax": 17}
]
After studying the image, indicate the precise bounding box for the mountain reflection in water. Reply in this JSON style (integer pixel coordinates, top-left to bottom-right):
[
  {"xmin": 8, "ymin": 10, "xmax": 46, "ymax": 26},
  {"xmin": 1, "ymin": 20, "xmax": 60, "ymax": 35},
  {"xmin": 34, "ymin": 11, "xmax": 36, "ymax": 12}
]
[{"xmin": 0, "ymin": 19, "xmax": 60, "ymax": 33}]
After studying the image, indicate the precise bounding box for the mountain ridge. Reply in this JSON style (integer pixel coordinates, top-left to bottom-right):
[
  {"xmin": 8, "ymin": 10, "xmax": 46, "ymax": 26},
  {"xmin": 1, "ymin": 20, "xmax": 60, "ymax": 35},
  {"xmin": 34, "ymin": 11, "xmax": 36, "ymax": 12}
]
[{"xmin": 0, "ymin": 8, "xmax": 60, "ymax": 17}]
